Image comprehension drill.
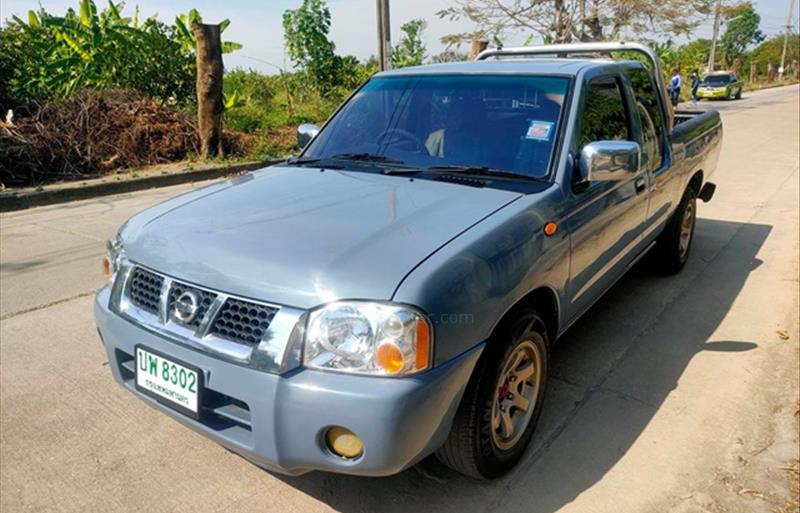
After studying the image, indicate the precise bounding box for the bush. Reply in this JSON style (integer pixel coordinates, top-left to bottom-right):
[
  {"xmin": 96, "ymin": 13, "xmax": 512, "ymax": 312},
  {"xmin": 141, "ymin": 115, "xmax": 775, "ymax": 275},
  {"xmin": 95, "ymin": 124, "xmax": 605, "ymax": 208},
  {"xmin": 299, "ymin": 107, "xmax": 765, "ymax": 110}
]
[
  {"xmin": 0, "ymin": 1, "xmax": 195, "ymax": 110},
  {"xmin": 0, "ymin": 90, "xmax": 198, "ymax": 185},
  {"xmin": 1, "ymin": 89, "xmax": 264, "ymax": 186},
  {"xmin": 223, "ymin": 69, "xmax": 278, "ymax": 133}
]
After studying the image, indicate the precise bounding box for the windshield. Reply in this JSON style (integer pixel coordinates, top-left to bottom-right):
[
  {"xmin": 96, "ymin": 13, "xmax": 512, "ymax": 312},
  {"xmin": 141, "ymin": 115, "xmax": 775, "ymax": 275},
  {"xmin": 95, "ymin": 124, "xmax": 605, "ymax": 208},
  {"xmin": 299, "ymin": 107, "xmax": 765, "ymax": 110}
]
[
  {"xmin": 304, "ymin": 75, "xmax": 570, "ymax": 179},
  {"xmin": 702, "ymin": 75, "xmax": 733, "ymax": 85}
]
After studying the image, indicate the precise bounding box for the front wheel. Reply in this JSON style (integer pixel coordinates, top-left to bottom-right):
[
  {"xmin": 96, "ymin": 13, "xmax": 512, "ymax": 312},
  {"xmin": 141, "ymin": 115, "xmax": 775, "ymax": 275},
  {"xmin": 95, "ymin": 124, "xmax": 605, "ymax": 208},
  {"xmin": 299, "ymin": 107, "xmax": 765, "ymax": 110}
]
[
  {"xmin": 735, "ymin": 88, "xmax": 742, "ymax": 100},
  {"xmin": 436, "ymin": 310, "xmax": 549, "ymax": 479},
  {"xmin": 652, "ymin": 186, "xmax": 697, "ymax": 274}
]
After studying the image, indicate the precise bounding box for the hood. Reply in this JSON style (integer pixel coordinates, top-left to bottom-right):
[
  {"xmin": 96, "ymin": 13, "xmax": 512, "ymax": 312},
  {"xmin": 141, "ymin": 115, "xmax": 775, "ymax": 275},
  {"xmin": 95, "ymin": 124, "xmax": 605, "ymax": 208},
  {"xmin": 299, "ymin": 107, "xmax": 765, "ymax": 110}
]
[{"xmin": 122, "ymin": 166, "xmax": 526, "ymax": 308}]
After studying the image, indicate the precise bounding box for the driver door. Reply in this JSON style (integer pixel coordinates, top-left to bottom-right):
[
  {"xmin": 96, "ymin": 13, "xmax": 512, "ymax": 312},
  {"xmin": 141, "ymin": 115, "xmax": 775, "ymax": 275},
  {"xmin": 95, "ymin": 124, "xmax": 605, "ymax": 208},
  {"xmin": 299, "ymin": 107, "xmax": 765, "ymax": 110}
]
[{"xmin": 564, "ymin": 75, "xmax": 649, "ymax": 320}]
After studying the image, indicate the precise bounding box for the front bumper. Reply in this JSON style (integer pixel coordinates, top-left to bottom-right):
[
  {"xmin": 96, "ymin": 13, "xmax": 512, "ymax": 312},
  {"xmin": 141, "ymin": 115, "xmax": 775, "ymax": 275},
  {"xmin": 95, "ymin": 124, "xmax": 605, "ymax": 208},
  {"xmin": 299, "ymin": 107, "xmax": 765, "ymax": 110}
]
[
  {"xmin": 94, "ymin": 287, "xmax": 482, "ymax": 476},
  {"xmin": 696, "ymin": 88, "xmax": 729, "ymax": 98}
]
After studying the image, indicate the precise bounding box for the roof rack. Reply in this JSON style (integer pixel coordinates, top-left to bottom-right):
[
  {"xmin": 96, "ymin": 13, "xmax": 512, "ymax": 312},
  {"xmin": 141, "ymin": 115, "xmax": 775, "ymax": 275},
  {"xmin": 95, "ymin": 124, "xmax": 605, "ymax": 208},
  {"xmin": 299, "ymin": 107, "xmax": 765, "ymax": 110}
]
[{"xmin": 476, "ymin": 41, "xmax": 674, "ymax": 128}]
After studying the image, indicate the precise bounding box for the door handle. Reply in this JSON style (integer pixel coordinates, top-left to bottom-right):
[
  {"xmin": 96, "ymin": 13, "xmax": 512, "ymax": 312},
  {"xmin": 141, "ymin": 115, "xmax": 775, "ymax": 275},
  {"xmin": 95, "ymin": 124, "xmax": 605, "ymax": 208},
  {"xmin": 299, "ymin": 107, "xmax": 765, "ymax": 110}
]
[{"xmin": 635, "ymin": 177, "xmax": 647, "ymax": 193}]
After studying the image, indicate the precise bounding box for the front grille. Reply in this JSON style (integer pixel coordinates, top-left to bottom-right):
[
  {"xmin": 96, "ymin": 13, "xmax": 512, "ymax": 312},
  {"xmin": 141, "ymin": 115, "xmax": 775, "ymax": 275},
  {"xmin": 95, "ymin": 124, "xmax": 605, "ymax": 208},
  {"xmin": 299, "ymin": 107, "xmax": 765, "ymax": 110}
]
[
  {"xmin": 167, "ymin": 282, "xmax": 217, "ymax": 328},
  {"xmin": 210, "ymin": 298, "xmax": 279, "ymax": 345},
  {"xmin": 128, "ymin": 268, "xmax": 164, "ymax": 314},
  {"xmin": 124, "ymin": 265, "xmax": 280, "ymax": 346}
]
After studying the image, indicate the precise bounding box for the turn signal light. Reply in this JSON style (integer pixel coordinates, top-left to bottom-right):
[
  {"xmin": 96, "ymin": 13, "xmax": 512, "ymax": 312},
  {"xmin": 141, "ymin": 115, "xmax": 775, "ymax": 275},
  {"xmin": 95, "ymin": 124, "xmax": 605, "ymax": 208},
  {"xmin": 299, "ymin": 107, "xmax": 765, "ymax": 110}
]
[
  {"xmin": 376, "ymin": 342, "xmax": 404, "ymax": 374},
  {"xmin": 415, "ymin": 319, "xmax": 430, "ymax": 370},
  {"xmin": 102, "ymin": 256, "xmax": 112, "ymax": 281}
]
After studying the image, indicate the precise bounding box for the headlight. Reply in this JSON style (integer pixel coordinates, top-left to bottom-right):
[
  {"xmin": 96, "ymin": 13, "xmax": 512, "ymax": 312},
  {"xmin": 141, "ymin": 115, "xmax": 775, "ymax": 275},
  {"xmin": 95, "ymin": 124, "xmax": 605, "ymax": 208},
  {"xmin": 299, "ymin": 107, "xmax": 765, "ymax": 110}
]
[
  {"xmin": 303, "ymin": 301, "xmax": 432, "ymax": 376},
  {"xmin": 103, "ymin": 234, "xmax": 124, "ymax": 283}
]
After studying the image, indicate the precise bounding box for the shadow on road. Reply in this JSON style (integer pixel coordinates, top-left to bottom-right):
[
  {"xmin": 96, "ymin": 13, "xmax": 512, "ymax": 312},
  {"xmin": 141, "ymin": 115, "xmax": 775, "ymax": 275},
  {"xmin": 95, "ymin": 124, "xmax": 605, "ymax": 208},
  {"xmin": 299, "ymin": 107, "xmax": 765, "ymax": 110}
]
[{"xmin": 271, "ymin": 218, "xmax": 771, "ymax": 513}]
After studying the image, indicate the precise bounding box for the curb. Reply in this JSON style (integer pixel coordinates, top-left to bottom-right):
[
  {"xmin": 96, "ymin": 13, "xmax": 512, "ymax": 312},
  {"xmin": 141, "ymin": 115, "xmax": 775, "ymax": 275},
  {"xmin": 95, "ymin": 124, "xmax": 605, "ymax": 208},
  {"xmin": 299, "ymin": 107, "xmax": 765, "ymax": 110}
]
[{"xmin": 0, "ymin": 160, "xmax": 280, "ymax": 213}]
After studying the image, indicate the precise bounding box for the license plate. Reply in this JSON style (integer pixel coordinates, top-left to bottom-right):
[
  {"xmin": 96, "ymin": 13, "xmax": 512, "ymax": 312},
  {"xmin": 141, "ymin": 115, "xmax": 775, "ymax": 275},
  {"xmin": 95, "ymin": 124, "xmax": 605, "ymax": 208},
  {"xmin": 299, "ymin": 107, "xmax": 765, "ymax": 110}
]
[{"xmin": 135, "ymin": 346, "xmax": 202, "ymax": 418}]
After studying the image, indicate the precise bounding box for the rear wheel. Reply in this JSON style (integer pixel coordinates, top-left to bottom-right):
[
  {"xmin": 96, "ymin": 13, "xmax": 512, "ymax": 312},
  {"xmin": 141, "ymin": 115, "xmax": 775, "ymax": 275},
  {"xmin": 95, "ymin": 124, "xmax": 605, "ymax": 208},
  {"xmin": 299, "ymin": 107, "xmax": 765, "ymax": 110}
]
[
  {"xmin": 653, "ymin": 186, "xmax": 697, "ymax": 274},
  {"xmin": 436, "ymin": 310, "xmax": 548, "ymax": 479}
]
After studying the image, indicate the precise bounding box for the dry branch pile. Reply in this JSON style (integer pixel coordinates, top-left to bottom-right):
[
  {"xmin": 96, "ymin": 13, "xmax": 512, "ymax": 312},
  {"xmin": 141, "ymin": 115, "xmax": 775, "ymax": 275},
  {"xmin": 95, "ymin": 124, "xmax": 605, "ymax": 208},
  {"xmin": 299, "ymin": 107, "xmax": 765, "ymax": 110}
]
[{"xmin": 0, "ymin": 89, "xmax": 253, "ymax": 187}]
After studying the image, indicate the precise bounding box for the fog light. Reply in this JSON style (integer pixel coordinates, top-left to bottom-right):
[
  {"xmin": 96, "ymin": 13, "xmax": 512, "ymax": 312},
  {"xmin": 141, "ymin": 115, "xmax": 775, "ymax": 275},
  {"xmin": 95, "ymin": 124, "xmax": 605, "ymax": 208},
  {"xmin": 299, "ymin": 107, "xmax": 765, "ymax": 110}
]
[{"xmin": 325, "ymin": 426, "xmax": 363, "ymax": 459}]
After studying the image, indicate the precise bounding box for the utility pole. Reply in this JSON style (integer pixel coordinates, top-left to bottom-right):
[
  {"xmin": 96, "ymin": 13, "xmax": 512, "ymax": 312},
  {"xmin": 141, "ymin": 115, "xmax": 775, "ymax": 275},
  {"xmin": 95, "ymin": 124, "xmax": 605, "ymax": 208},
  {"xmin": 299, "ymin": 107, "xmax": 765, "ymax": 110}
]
[
  {"xmin": 779, "ymin": 0, "xmax": 796, "ymax": 79},
  {"xmin": 376, "ymin": 0, "xmax": 392, "ymax": 71},
  {"xmin": 707, "ymin": 0, "xmax": 723, "ymax": 75}
]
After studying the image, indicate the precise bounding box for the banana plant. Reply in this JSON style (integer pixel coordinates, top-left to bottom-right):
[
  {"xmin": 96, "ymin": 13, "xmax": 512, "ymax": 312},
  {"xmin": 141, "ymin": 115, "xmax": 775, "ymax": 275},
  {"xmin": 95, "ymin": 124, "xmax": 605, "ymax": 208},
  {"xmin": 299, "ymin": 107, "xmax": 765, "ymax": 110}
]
[
  {"xmin": 174, "ymin": 9, "xmax": 243, "ymax": 54},
  {"xmin": 10, "ymin": 0, "xmax": 198, "ymax": 103}
]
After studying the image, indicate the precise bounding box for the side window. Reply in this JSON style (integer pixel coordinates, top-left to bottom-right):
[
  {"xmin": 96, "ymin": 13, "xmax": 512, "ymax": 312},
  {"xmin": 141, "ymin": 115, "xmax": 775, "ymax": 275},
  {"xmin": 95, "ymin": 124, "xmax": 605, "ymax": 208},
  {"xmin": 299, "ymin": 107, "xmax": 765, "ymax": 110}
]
[
  {"xmin": 578, "ymin": 77, "xmax": 630, "ymax": 149},
  {"xmin": 624, "ymin": 68, "xmax": 665, "ymax": 172}
]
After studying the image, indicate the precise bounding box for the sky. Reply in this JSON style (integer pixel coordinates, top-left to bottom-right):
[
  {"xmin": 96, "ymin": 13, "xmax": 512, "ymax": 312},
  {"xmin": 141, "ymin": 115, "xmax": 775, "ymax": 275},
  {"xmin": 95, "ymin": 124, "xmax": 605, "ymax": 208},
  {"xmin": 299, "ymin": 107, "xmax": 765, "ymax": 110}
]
[{"xmin": 1, "ymin": 0, "xmax": 796, "ymax": 74}]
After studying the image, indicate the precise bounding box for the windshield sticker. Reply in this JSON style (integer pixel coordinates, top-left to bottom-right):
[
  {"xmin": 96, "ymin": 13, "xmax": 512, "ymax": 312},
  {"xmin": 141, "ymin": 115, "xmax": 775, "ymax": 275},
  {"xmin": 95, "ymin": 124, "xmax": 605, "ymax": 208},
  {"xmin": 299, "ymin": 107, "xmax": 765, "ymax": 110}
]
[{"xmin": 525, "ymin": 120, "xmax": 554, "ymax": 141}]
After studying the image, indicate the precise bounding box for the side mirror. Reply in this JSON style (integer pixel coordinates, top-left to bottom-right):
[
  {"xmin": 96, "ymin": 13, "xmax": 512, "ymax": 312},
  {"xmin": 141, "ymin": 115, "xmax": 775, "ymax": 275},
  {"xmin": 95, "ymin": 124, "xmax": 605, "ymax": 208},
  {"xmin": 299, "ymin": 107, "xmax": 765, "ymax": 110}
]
[
  {"xmin": 578, "ymin": 141, "xmax": 641, "ymax": 183},
  {"xmin": 297, "ymin": 123, "xmax": 320, "ymax": 149}
]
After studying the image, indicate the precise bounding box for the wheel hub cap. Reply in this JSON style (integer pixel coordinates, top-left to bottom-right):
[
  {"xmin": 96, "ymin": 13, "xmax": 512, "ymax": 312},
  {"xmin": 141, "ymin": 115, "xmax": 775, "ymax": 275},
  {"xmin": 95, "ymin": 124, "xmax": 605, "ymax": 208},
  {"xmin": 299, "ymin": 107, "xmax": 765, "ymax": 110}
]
[
  {"xmin": 679, "ymin": 200, "xmax": 696, "ymax": 259},
  {"xmin": 491, "ymin": 340, "xmax": 542, "ymax": 451}
]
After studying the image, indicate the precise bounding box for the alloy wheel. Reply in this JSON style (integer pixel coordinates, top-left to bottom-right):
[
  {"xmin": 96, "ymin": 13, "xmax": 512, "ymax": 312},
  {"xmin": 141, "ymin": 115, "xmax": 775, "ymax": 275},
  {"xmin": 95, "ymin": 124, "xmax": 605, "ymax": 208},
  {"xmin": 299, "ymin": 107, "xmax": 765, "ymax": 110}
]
[{"xmin": 490, "ymin": 340, "xmax": 543, "ymax": 451}]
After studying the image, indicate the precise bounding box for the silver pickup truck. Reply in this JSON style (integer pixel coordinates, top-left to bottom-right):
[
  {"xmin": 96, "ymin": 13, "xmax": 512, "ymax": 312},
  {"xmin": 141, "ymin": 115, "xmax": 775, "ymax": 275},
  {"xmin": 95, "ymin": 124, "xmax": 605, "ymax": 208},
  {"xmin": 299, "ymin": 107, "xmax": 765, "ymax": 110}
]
[{"xmin": 95, "ymin": 42, "xmax": 721, "ymax": 479}]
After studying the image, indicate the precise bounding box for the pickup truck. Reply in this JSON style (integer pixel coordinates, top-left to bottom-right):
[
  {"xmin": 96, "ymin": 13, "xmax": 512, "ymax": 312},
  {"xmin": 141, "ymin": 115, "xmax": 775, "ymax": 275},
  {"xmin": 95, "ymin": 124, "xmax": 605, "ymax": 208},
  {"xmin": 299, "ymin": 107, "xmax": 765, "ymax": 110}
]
[
  {"xmin": 95, "ymin": 42, "xmax": 721, "ymax": 479},
  {"xmin": 696, "ymin": 71, "xmax": 744, "ymax": 100}
]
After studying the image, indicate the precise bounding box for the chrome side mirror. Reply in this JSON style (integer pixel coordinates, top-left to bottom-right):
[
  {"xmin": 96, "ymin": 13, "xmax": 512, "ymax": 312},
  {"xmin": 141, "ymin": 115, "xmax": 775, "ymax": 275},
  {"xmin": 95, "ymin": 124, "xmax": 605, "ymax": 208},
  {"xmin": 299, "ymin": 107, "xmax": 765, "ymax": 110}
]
[
  {"xmin": 578, "ymin": 141, "xmax": 641, "ymax": 182},
  {"xmin": 297, "ymin": 123, "xmax": 320, "ymax": 149}
]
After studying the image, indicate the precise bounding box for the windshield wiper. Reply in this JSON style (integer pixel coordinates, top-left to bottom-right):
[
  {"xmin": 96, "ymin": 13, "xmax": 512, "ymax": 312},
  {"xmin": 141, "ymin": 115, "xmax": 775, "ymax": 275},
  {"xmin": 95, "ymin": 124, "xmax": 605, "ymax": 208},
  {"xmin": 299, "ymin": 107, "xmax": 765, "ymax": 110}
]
[
  {"xmin": 385, "ymin": 165, "xmax": 546, "ymax": 182},
  {"xmin": 285, "ymin": 156, "xmax": 323, "ymax": 166},
  {"xmin": 330, "ymin": 153, "xmax": 404, "ymax": 164}
]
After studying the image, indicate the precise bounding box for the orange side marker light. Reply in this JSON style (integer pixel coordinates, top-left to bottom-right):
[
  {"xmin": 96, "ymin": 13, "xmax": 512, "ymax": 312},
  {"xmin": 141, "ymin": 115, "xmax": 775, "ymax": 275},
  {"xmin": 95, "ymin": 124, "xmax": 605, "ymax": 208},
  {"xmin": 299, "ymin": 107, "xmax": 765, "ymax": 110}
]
[
  {"xmin": 544, "ymin": 221, "xmax": 558, "ymax": 237},
  {"xmin": 415, "ymin": 319, "xmax": 430, "ymax": 370}
]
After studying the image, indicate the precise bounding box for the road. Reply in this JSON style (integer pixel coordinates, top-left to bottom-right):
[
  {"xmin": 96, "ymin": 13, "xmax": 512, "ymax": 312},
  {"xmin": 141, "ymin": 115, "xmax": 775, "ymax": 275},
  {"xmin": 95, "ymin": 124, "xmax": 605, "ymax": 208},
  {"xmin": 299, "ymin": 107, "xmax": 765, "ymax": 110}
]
[{"xmin": 1, "ymin": 85, "xmax": 798, "ymax": 513}]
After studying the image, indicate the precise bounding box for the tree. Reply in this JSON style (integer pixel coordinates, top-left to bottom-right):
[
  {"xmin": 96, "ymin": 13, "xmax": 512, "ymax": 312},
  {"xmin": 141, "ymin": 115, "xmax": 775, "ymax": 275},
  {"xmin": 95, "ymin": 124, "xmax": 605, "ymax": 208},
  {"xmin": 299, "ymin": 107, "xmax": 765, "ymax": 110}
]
[
  {"xmin": 2, "ymin": 1, "xmax": 198, "ymax": 106},
  {"xmin": 174, "ymin": 9, "xmax": 242, "ymax": 55},
  {"xmin": 437, "ymin": 0, "xmax": 714, "ymax": 46},
  {"xmin": 431, "ymin": 49, "xmax": 470, "ymax": 63},
  {"xmin": 283, "ymin": 0, "xmax": 339, "ymax": 91},
  {"xmin": 392, "ymin": 19, "xmax": 427, "ymax": 68},
  {"xmin": 744, "ymin": 34, "xmax": 800, "ymax": 77},
  {"xmin": 719, "ymin": 2, "xmax": 765, "ymax": 62},
  {"xmin": 676, "ymin": 38, "xmax": 712, "ymax": 72}
]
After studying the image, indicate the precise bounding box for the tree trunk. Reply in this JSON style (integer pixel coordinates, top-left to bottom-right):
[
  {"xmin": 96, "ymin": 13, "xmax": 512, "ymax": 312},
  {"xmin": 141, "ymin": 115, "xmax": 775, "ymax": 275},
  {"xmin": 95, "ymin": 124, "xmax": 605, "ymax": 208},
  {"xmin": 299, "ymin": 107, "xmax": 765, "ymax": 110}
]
[
  {"xmin": 470, "ymin": 39, "xmax": 488, "ymax": 59},
  {"xmin": 193, "ymin": 22, "xmax": 224, "ymax": 159},
  {"xmin": 587, "ymin": 0, "xmax": 602, "ymax": 41},
  {"xmin": 750, "ymin": 61, "xmax": 757, "ymax": 83},
  {"xmin": 767, "ymin": 62, "xmax": 776, "ymax": 82},
  {"xmin": 278, "ymin": 69, "xmax": 296, "ymax": 116},
  {"xmin": 553, "ymin": 0, "xmax": 571, "ymax": 43}
]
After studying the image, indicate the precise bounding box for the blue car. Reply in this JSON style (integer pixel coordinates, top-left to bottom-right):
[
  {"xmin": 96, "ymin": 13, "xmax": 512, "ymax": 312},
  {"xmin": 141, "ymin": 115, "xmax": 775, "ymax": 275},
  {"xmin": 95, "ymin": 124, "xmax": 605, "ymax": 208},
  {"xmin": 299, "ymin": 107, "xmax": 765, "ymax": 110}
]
[{"xmin": 95, "ymin": 42, "xmax": 721, "ymax": 479}]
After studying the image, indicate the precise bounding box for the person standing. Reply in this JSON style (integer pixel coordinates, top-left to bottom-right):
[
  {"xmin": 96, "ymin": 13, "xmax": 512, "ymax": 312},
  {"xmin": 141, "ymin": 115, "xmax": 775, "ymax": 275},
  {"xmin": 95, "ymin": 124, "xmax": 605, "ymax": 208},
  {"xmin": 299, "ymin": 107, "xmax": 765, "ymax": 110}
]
[
  {"xmin": 690, "ymin": 69, "xmax": 700, "ymax": 105},
  {"xmin": 669, "ymin": 68, "xmax": 682, "ymax": 107}
]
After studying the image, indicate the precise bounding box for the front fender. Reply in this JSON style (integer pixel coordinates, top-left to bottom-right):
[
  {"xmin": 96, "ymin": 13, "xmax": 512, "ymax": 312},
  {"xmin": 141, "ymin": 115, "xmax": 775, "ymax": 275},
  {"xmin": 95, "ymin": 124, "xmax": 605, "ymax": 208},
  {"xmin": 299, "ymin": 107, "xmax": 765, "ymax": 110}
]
[{"xmin": 392, "ymin": 187, "xmax": 570, "ymax": 366}]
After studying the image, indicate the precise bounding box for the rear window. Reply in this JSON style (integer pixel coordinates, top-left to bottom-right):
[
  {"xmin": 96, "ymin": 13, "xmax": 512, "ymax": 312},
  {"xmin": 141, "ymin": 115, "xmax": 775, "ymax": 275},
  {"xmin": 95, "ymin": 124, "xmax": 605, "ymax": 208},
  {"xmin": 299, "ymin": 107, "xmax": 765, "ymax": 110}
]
[{"xmin": 305, "ymin": 75, "xmax": 571, "ymax": 179}]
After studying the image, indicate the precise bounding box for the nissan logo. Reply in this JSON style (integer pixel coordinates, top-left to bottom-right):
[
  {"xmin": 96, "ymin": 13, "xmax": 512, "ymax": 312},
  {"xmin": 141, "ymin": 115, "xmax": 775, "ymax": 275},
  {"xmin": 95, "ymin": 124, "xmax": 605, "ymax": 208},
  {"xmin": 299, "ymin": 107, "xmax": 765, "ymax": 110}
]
[{"xmin": 172, "ymin": 290, "xmax": 200, "ymax": 323}]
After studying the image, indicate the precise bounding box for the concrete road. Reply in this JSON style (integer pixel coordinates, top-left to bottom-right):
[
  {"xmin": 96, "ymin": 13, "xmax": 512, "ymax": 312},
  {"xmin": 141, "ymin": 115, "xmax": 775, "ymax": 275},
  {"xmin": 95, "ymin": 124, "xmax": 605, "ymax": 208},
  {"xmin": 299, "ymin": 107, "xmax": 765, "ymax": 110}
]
[{"xmin": 2, "ymin": 85, "xmax": 798, "ymax": 513}]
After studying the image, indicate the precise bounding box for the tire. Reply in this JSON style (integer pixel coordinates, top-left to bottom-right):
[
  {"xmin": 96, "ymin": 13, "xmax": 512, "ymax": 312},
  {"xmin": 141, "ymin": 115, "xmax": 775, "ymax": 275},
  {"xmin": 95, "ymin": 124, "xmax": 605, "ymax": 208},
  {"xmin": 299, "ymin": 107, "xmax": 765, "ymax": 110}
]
[
  {"xmin": 728, "ymin": 88, "xmax": 735, "ymax": 100},
  {"xmin": 436, "ymin": 310, "xmax": 549, "ymax": 479},
  {"xmin": 735, "ymin": 88, "xmax": 742, "ymax": 99},
  {"xmin": 653, "ymin": 186, "xmax": 698, "ymax": 274}
]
